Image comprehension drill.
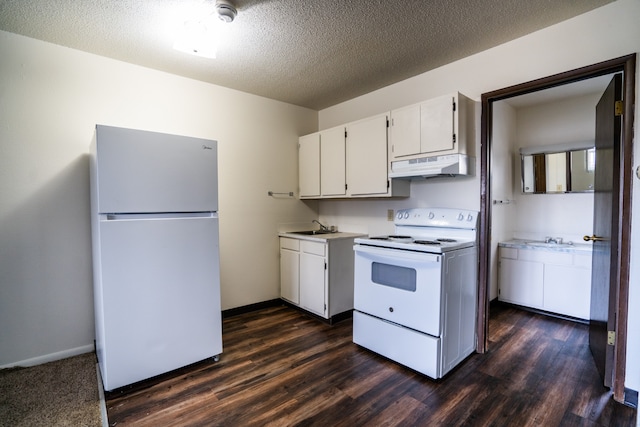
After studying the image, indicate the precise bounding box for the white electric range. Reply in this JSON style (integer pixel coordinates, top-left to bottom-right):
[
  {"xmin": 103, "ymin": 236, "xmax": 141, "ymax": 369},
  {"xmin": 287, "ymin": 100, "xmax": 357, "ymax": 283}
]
[{"xmin": 352, "ymin": 207, "xmax": 478, "ymax": 379}]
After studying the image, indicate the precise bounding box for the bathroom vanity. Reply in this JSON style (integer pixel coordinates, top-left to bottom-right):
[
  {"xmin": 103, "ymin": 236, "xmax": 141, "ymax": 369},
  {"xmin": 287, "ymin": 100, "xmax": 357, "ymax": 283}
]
[{"xmin": 498, "ymin": 240, "xmax": 592, "ymax": 320}]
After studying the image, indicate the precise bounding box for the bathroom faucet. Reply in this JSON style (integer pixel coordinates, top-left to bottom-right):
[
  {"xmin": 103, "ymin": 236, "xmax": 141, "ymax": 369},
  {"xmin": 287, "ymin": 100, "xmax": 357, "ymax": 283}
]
[
  {"xmin": 312, "ymin": 219, "xmax": 330, "ymax": 231},
  {"xmin": 545, "ymin": 236, "xmax": 563, "ymax": 244}
]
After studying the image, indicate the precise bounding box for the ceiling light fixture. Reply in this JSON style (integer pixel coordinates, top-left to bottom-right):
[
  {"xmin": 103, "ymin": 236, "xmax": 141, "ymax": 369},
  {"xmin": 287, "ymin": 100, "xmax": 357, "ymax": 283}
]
[
  {"xmin": 173, "ymin": 18, "xmax": 218, "ymax": 58},
  {"xmin": 173, "ymin": 0, "xmax": 237, "ymax": 59}
]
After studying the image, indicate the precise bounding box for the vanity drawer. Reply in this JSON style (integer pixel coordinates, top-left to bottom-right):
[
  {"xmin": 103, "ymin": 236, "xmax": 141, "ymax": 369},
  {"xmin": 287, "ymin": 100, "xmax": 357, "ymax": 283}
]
[
  {"xmin": 500, "ymin": 247, "xmax": 518, "ymax": 260},
  {"xmin": 518, "ymin": 250, "xmax": 572, "ymax": 265}
]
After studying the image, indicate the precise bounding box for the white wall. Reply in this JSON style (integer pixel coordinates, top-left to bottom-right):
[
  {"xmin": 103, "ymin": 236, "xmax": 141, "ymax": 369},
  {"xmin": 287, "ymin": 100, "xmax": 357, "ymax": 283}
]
[
  {"xmin": 318, "ymin": 0, "xmax": 640, "ymax": 392},
  {"xmin": 0, "ymin": 30, "xmax": 318, "ymax": 367}
]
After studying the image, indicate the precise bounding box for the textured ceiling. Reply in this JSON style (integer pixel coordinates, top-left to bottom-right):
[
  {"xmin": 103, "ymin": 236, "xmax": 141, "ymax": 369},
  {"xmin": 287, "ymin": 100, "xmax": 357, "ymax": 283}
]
[{"xmin": 0, "ymin": 0, "xmax": 614, "ymax": 110}]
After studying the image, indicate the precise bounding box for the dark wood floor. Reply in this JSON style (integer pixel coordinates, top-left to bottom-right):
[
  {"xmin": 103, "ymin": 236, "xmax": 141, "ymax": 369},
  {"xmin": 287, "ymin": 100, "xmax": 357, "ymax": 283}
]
[{"xmin": 106, "ymin": 303, "xmax": 637, "ymax": 426}]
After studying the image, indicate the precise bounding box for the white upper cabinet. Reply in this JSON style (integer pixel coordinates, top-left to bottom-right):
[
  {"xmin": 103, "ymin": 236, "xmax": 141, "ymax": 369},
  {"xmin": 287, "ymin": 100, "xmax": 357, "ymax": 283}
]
[
  {"xmin": 320, "ymin": 126, "xmax": 346, "ymax": 197},
  {"xmin": 298, "ymin": 126, "xmax": 346, "ymax": 199},
  {"xmin": 389, "ymin": 103, "xmax": 421, "ymax": 158},
  {"xmin": 298, "ymin": 133, "xmax": 320, "ymax": 198},
  {"xmin": 390, "ymin": 92, "xmax": 474, "ymax": 161},
  {"xmin": 298, "ymin": 113, "xmax": 409, "ymax": 199},
  {"xmin": 420, "ymin": 94, "xmax": 456, "ymax": 153},
  {"xmin": 346, "ymin": 113, "xmax": 390, "ymax": 197}
]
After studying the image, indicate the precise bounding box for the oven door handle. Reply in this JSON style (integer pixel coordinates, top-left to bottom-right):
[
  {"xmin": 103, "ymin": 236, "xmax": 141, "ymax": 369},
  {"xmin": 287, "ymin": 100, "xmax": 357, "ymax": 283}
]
[{"xmin": 353, "ymin": 244, "xmax": 441, "ymax": 263}]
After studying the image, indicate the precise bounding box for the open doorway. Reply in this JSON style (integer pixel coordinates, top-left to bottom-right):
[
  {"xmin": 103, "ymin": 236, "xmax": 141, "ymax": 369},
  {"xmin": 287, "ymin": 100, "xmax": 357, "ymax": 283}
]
[{"xmin": 478, "ymin": 54, "xmax": 636, "ymax": 403}]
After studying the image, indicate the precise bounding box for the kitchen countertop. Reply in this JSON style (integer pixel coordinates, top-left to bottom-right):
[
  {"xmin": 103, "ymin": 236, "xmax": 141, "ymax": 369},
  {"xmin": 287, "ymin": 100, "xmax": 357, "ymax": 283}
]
[
  {"xmin": 499, "ymin": 239, "xmax": 592, "ymax": 253},
  {"xmin": 279, "ymin": 231, "xmax": 367, "ymax": 242}
]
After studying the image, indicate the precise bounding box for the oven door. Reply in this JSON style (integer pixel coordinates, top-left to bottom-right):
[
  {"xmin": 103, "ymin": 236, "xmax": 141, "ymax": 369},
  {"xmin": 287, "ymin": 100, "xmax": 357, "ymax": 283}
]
[{"xmin": 353, "ymin": 244, "xmax": 443, "ymax": 336}]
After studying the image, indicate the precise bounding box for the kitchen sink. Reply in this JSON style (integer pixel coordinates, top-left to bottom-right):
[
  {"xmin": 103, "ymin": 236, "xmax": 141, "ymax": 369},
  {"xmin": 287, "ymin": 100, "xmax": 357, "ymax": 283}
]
[{"xmin": 289, "ymin": 230, "xmax": 334, "ymax": 235}]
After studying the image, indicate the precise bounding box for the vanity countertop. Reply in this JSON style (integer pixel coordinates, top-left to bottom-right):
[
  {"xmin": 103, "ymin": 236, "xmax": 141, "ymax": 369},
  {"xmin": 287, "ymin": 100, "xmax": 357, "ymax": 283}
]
[
  {"xmin": 499, "ymin": 239, "xmax": 592, "ymax": 253},
  {"xmin": 279, "ymin": 231, "xmax": 366, "ymax": 242}
]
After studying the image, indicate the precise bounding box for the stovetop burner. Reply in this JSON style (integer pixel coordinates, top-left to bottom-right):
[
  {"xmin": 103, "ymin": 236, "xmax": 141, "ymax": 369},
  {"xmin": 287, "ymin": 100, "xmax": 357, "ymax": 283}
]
[
  {"xmin": 371, "ymin": 235, "xmax": 413, "ymax": 242},
  {"xmin": 436, "ymin": 238, "xmax": 457, "ymax": 243},
  {"xmin": 414, "ymin": 240, "xmax": 441, "ymax": 245}
]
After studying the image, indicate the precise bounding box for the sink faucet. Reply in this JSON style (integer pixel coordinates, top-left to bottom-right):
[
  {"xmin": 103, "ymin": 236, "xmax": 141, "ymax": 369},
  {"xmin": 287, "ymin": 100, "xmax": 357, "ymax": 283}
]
[
  {"xmin": 545, "ymin": 236, "xmax": 563, "ymax": 244},
  {"xmin": 312, "ymin": 219, "xmax": 330, "ymax": 231}
]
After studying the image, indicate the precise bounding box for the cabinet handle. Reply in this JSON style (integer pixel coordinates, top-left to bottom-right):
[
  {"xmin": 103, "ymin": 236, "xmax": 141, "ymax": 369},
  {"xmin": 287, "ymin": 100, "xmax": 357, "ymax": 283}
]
[{"xmin": 583, "ymin": 235, "xmax": 607, "ymax": 242}]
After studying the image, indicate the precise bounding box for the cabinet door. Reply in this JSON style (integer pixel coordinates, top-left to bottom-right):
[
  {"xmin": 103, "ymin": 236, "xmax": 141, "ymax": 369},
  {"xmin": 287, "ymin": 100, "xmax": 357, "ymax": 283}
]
[
  {"xmin": 280, "ymin": 248, "xmax": 299, "ymax": 304},
  {"xmin": 499, "ymin": 258, "xmax": 544, "ymax": 308},
  {"xmin": 421, "ymin": 94, "xmax": 455, "ymax": 153},
  {"xmin": 543, "ymin": 264, "xmax": 591, "ymax": 319},
  {"xmin": 346, "ymin": 114, "xmax": 389, "ymax": 196},
  {"xmin": 300, "ymin": 251, "xmax": 326, "ymax": 317},
  {"xmin": 320, "ymin": 126, "xmax": 346, "ymax": 196},
  {"xmin": 390, "ymin": 104, "xmax": 421, "ymax": 159},
  {"xmin": 299, "ymin": 133, "xmax": 320, "ymax": 198}
]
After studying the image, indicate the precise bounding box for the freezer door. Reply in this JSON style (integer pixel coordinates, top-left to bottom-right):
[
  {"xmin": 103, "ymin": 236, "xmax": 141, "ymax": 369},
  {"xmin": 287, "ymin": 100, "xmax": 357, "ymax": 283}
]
[
  {"xmin": 95, "ymin": 214, "xmax": 222, "ymax": 391},
  {"xmin": 94, "ymin": 125, "xmax": 217, "ymax": 213}
]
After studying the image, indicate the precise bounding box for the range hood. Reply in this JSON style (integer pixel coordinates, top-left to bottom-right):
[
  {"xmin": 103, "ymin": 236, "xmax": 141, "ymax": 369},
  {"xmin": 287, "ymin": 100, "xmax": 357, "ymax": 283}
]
[{"xmin": 389, "ymin": 154, "xmax": 474, "ymax": 179}]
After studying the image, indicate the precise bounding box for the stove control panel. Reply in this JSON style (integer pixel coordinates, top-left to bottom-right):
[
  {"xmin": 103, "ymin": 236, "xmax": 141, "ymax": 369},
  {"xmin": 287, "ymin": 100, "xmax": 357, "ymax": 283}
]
[{"xmin": 395, "ymin": 208, "xmax": 478, "ymax": 228}]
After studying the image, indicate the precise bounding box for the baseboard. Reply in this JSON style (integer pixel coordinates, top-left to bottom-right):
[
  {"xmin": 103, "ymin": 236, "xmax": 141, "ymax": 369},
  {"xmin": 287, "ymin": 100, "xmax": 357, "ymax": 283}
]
[
  {"xmin": 222, "ymin": 299, "xmax": 283, "ymax": 318},
  {"xmin": 0, "ymin": 344, "xmax": 95, "ymax": 369},
  {"xmin": 624, "ymin": 387, "xmax": 638, "ymax": 408}
]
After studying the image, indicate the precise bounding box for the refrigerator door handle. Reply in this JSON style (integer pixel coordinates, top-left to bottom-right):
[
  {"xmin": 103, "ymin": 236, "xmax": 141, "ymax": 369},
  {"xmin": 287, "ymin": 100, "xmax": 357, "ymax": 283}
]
[{"xmin": 101, "ymin": 212, "xmax": 218, "ymax": 221}]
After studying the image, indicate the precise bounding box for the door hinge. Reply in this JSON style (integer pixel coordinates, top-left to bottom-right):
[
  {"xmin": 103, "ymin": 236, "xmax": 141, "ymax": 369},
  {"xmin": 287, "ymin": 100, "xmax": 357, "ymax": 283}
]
[
  {"xmin": 615, "ymin": 100, "xmax": 623, "ymax": 116},
  {"xmin": 387, "ymin": 180, "xmax": 390, "ymax": 189},
  {"xmin": 453, "ymin": 100, "xmax": 456, "ymax": 112},
  {"xmin": 345, "ymin": 130, "xmax": 348, "ymax": 138},
  {"xmin": 608, "ymin": 330, "xmax": 616, "ymax": 346},
  {"xmin": 345, "ymin": 183, "xmax": 348, "ymax": 191},
  {"xmin": 324, "ymin": 262, "xmax": 327, "ymax": 270},
  {"xmin": 386, "ymin": 119, "xmax": 389, "ymax": 128},
  {"xmin": 453, "ymin": 133, "xmax": 456, "ymax": 144}
]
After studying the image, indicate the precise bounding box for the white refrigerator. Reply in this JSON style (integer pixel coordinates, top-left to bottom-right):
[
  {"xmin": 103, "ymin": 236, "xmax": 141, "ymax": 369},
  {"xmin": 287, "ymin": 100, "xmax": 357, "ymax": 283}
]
[{"xmin": 89, "ymin": 125, "xmax": 222, "ymax": 391}]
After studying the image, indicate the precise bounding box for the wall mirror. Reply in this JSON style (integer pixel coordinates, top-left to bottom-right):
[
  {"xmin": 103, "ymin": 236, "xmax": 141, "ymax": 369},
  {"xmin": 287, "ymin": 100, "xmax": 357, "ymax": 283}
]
[{"xmin": 521, "ymin": 144, "xmax": 595, "ymax": 194}]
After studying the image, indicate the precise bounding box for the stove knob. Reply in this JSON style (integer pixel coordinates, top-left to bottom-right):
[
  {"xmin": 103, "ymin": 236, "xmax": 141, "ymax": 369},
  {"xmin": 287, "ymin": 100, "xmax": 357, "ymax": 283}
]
[
  {"xmin": 458, "ymin": 213, "xmax": 464, "ymax": 221},
  {"xmin": 428, "ymin": 212, "xmax": 435, "ymax": 219},
  {"xmin": 389, "ymin": 307, "xmax": 394, "ymax": 313},
  {"xmin": 403, "ymin": 212, "xmax": 409, "ymax": 219},
  {"xmin": 396, "ymin": 212, "xmax": 403, "ymax": 220},
  {"xmin": 467, "ymin": 214, "xmax": 474, "ymax": 222}
]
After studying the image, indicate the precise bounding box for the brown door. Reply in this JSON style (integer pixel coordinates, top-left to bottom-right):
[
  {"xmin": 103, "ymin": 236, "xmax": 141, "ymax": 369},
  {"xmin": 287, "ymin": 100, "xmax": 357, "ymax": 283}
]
[{"xmin": 588, "ymin": 74, "xmax": 622, "ymax": 388}]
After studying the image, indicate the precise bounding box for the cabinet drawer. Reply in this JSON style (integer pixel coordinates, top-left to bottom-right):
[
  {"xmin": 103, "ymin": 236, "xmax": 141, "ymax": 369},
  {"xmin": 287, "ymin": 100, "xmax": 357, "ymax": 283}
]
[
  {"xmin": 518, "ymin": 249, "xmax": 572, "ymax": 265},
  {"xmin": 280, "ymin": 237, "xmax": 300, "ymax": 251},
  {"xmin": 301, "ymin": 240, "xmax": 325, "ymax": 256},
  {"xmin": 500, "ymin": 247, "xmax": 518, "ymax": 260}
]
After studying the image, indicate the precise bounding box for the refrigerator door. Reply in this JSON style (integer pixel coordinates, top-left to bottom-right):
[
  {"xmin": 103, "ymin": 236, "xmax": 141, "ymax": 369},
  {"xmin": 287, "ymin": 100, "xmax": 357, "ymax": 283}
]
[
  {"xmin": 94, "ymin": 125, "xmax": 217, "ymax": 214},
  {"xmin": 95, "ymin": 213, "xmax": 222, "ymax": 391}
]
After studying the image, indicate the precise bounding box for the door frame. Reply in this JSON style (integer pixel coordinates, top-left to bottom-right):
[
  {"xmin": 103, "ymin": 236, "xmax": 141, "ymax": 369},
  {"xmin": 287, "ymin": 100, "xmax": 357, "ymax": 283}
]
[{"xmin": 478, "ymin": 54, "xmax": 636, "ymax": 403}]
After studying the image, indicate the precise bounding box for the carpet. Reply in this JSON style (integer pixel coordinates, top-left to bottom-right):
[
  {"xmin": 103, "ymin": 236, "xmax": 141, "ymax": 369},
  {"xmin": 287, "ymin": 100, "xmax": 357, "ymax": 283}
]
[{"xmin": 0, "ymin": 352, "xmax": 105, "ymax": 426}]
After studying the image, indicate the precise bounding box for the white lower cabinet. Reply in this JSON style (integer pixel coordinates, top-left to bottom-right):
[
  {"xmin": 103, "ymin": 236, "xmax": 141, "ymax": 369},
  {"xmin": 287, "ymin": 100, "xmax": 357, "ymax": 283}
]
[
  {"xmin": 499, "ymin": 256, "xmax": 544, "ymax": 309},
  {"xmin": 498, "ymin": 245, "xmax": 592, "ymax": 319},
  {"xmin": 279, "ymin": 235, "xmax": 358, "ymax": 319},
  {"xmin": 279, "ymin": 238, "xmax": 300, "ymax": 304},
  {"xmin": 299, "ymin": 241, "xmax": 327, "ymax": 316},
  {"xmin": 543, "ymin": 263, "xmax": 592, "ymax": 319}
]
